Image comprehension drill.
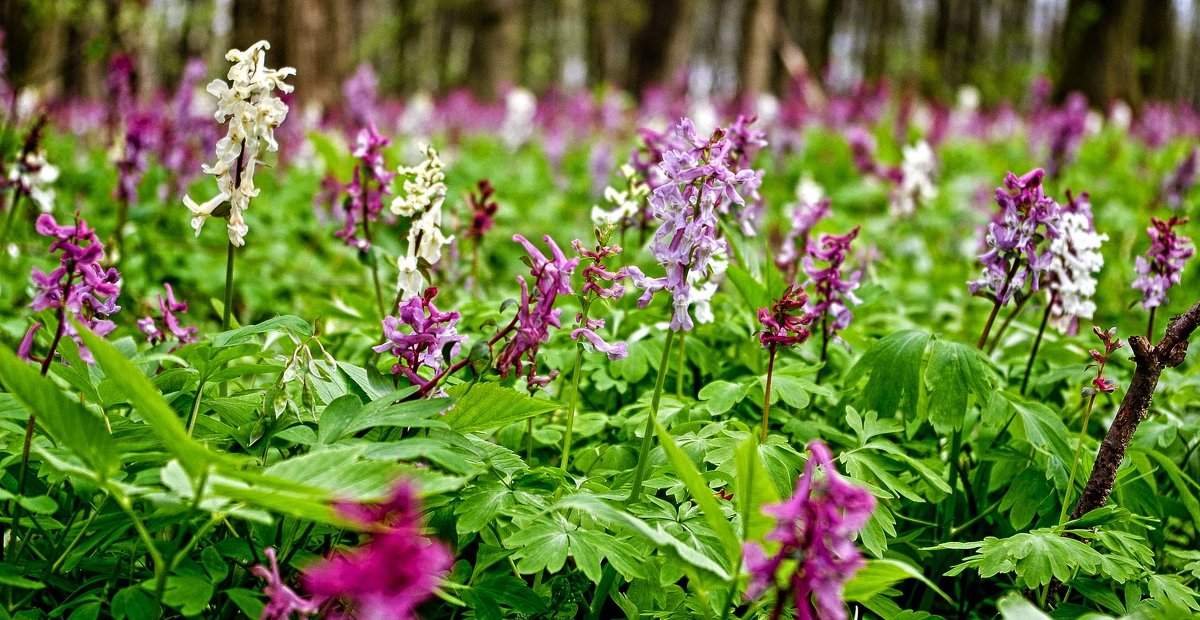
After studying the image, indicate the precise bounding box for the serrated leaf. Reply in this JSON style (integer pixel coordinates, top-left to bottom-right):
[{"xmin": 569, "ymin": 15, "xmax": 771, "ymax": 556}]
[
  {"xmin": 937, "ymin": 528, "xmax": 1102, "ymax": 589},
  {"xmin": 845, "ymin": 330, "xmax": 932, "ymax": 419},
  {"xmin": 654, "ymin": 419, "xmax": 740, "ymax": 569},
  {"xmin": 925, "ymin": 339, "xmax": 996, "ymax": 434},
  {"xmin": 442, "ymin": 383, "xmax": 559, "ymax": 433},
  {"xmin": 698, "ymin": 380, "xmax": 749, "ymax": 415}
]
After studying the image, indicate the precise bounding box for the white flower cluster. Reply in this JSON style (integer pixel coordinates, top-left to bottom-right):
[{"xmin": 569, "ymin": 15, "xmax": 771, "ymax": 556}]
[
  {"xmin": 184, "ymin": 40, "xmax": 294, "ymax": 246},
  {"xmin": 392, "ymin": 144, "xmax": 453, "ymax": 301},
  {"xmin": 9, "ymin": 149, "xmax": 59, "ymax": 213},
  {"xmin": 688, "ymin": 244, "xmax": 727, "ymax": 325},
  {"xmin": 891, "ymin": 141, "xmax": 938, "ymax": 218},
  {"xmin": 1047, "ymin": 198, "xmax": 1107, "ymax": 334},
  {"xmin": 500, "ymin": 88, "xmax": 537, "ymax": 150},
  {"xmin": 590, "ymin": 164, "xmax": 649, "ymax": 228}
]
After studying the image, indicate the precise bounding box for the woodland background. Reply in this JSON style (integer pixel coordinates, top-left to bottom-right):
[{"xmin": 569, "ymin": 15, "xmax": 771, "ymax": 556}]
[{"xmin": 1, "ymin": 0, "xmax": 1198, "ymax": 112}]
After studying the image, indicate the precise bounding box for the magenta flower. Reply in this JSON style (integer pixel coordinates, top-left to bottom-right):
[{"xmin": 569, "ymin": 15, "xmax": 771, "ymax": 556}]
[
  {"xmin": 496, "ymin": 235, "xmax": 579, "ymax": 388},
  {"xmin": 137, "ymin": 283, "xmax": 197, "ymax": 347},
  {"xmin": 776, "ymin": 180, "xmax": 831, "ymax": 279},
  {"xmin": 1085, "ymin": 326, "xmax": 1124, "ymax": 396},
  {"xmin": 969, "ymin": 169, "xmax": 1062, "ymax": 306},
  {"xmin": 757, "ymin": 285, "xmax": 815, "ymax": 348},
  {"xmin": 335, "ymin": 124, "xmax": 395, "ymax": 251},
  {"xmin": 463, "ymin": 179, "xmax": 498, "ymax": 241},
  {"xmin": 303, "ymin": 483, "xmax": 452, "ymax": 620},
  {"xmin": 1161, "ymin": 147, "xmax": 1198, "ymax": 210},
  {"xmin": 373, "ymin": 287, "xmax": 466, "ymax": 390},
  {"xmin": 1132, "ymin": 216, "xmax": 1193, "ymax": 310},
  {"xmin": 803, "ymin": 226, "xmax": 862, "ymax": 339},
  {"xmin": 114, "ymin": 112, "xmax": 159, "ymax": 206},
  {"xmin": 25, "ymin": 213, "xmax": 121, "ymax": 365},
  {"xmin": 252, "ymin": 547, "xmax": 318, "ymax": 620},
  {"xmin": 570, "ymin": 236, "xmax": 630, "ymax": 360},
  {"xmin": 743, "ymin": 441, "xmax": 875, "ymax": 620}
]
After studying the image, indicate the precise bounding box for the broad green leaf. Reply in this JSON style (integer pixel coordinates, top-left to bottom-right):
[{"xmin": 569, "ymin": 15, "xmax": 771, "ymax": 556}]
[
  {"xmin": 264, "ymin": 446, "xmax": 405, "ymax": 499},
  {"xmin": 210, "ymin": 315, "xmax": 312, "ymax": 348},
  {"xmin": 937, "ymin": 528, "xmax": 1103, "ymax": 589},
  {"xmin": 845, "ymin": 330, "xmax": 931, "ymax": 419},
  {"xmin": 1139, "ymin": 448, "xmax": 1200, "ymax": 528},
  {"xmin": 317, "ymin": 394, "xmax": 363, "ymax": 445},
  {"xmin": 654, "ymin": 419, "xmax": 740, "ymax": 569},
  {"xmin": 726, "ymin": 264, "xmax": 770, "ymax": 311},
  {"xmin": 1002, "ymin": 392, "xmax": 1074, "ymax": 467},
  {"xmin": 698, "ymin": 380, "xmax": 749, "ymax": 415},
  {"xmin": 0, "ymin": 342, "xmax": 120, "ymax": 477},
  {"xmin": 0, "ymin": 564, "xmax": 45, "ymax": 590},
  {"xmin": 733, "ymin": 434, "xmax": 779, "ymax": 543},
  {"xmin": 996, "ymin": 592, "xmax": 1053, "ymax": 620},
  {"xmin": 442, "ymin": 382, "xmax": 559, "ymax": 433},
  {"xmin": 925, "ymin": 339, "xmax": 996, "ymax": 434},
  {"xmin": 111, "ymin": 585, "xmax": 160, "ymax": 620},
  {"xmin": 844, "ymin": 559, "xmax": 953, "ymax": 604}
]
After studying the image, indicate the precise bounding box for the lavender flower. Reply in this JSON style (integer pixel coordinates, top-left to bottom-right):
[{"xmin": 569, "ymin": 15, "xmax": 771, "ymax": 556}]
[
  {"xmin": 137, "ymin": 283, "xmax": 197, "ymax": 347},
  {"xmin": 1132, "ymin": 216, "xmax": 1193, "ymax": 310},
  {"xmin": 743, "ymin": 441, "xmax": 875, "ymax": 620},
  {"xmin": 1161, "ymin": 147, "xmax": 1198, "ymax": 210},
  {"xmin": 570, "ymin": 235, "xmax": 629, "ymax": 360},
  {"xmin": 757, "ymin": 285, "xmax": 815, "ymax": 348},
  {"xmin": 114, "ymin": 113, "xmax": 158, "ymax": 207},
  {"xmin": 373, "ymin": 287, "xmax": 466, "ymax": 390},
  {"xmin": 969, "ymin": 169, "xmax": 1062, "ymax": 306},
  {"xmin": 342, "ymin": 63, "xmax": 381, "ymax": 128},
  {"xmin": 846, "ymin": 127, "xmax": 879, "ymax": 177},
  {"xmin": 776, "ymin": 176, "xmax": 830, "ymax": 278},
  {"xmin": 303, "ymin": 483, "xmax": 452, "ymax": 620},
  {"xmin": 25, "ymin": 213, "xmax": 121, "ymax": 364},
  {"xmin": 1045, "ymin": 191, "xmax": 1106, "ymax": 335},
  {"xmin": 628, "ymin": 118, "xmax": 758, "ymax": 331},
  {"xmin": 252, "ymin": 547, "xmax": 318, "ymax": 620},
  {"xmin": 496, "ymin": 235, "xmax": 579, "ymax": 387},
  {"xmin": 335, "ymin": 124, "xmax": 395, "ymax": 251},
  {"xmin": 803, "ymin": 227, "xmax": 862, "ymax": 339},
  {"xmin": 1045, "ymin": 93, "xmax": 1088, "ymax": 178}
]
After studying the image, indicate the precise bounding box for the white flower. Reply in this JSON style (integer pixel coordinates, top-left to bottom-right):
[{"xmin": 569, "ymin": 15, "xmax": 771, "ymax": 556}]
[
  {"xmin": 796, "ymin": 174, "xmax": 824, "ymax": 205},
  {"xmin": 500, "ymin": 88, "xmax": 537, "ymax": 150},
  {"xmin": 396, "ymin": 253, "xmax": 425, "ymax": 302},
  {"xmin": 589, "ymin": 165, "xmax": 648, "ymax": 228},
  {"xmin": 9, "ymin": 150, "xmax": 59, "ymax": 213},
  {"xmin": 184, "ymin": 40, "xmax": 294, "ymax": 246},
  {"xmin": 1047, "ymin": 199, "xmax": 1107, "ymax": 334},
  {"xmin": 391, "ymin": 144, "xmax": 446, "ymax": 217},
  {"xmin": 891, "ymin": 141, "xmax": 938, "ymax": 218}
]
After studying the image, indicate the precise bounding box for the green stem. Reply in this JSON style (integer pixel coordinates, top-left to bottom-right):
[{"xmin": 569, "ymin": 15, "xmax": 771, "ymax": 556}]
[
  {"xmin": 1020, "ymin": 300, "xmax": 1054, "ymax": 395},
  {"xmin": 977, "ymin": 261, "xmax": 1021, "ymax": 350},
  {"xmin": 942, "ymin": 428, "xmax": 962, "ymax": 537},
  {"xmin": 761, "ymin": 344, "xmax": 777, "ymax": 441},
  {"xmin": 113, "ymin": 491, "xmax": 167, "ymax": 602},
  {"xmin": 626, "ymin": 330, "xmax": 677, "ymax": 505},
  {"xmin": 1147, "ymin": 307, "xmax": 1156, "ymax": 341},
  {"xmin": 186, "ymin": 380, "xmax": 206, "ymax": 437},
  {"xmin": 220, "ymin": 241, "xmax": 235, "ymax": 397},
  {"xmin": 1059, "ymin": 392, "xmax": 1100, "ymax": 525},
  {"xmin": 560, "ymin": 345, "xmax": 585, "ymax": 471},
  {"xmin": 676, "ymin": 332, "xmax": 686, "ymax": 397},
  {"xmin": 0, "ymin": 188, "xmax": 22, "ymax": 252},
  {"xmin": 586, "ymin": 564, "xmax": 619, "ymax": 620}
]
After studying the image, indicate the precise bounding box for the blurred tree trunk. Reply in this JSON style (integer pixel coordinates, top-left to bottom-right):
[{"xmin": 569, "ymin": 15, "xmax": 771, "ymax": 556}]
[
  {"xmin": 814, "ymin": 0, "xmax": 840, "ymax": 75},
  {"xmin": 1057, "ymin": 0, "xmax": 1145, "ymax": 106},
  {"xmin": 631, "ymin": 0, "xmax": 693, "ymax": 92},
  {"xmin": 466, "ymin": 0, "xmax": 522, "ymax": 100},
  {"xmin": 737, "ymin": 0, "xmax": 777, "ymax": 100},
  {"xmin": 1138, "ymin": 0, "xmax": 1174, "ymax": 100}
]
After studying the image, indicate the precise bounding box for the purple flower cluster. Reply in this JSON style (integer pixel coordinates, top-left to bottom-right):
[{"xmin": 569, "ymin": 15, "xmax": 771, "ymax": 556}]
[
  {"xmin": 301, "ymin": 483, "xmax": 452, "ymax": 620},
  {"xmin": 373, "ymin": 287, "xmax": 466, "ymax": 389},
  {"xmin": 776, "ymin": 180, "xmax": 831, "ymax": 279},
  {"xmin": 570, "ymin": 235, "xmax": 629, "ymax": 360},
  {"xmin": 253, "ymin": 548, "xmax": 318, "ymax": 620},
  {"xmin": 628, "ymin": 118, "xmax": 760, "ymax": 331},
  {"xmin": 969, "ymin": 169, "xmax": 1062, "ymax": 305},
  {"xmin": 114, "ymin": 113, "xmax": 158, "ymax": 206},
  {"xmin": 1161, "ymin": 147, "xmax": 1198, "ymax": 210},
  {"xmin": 463, "ymin": 179, "xmax": 498, "ymax": 241},
  {"xmin": 335, "ymin": 125, "xmax": 395, "ymax": 251},
  {"xmin": 1044, "ymin": 93, "xmax": 1088, "ymax": 178},
  {"xmin": 757, "ymin": 285, "xmax": 815, "ymax": 348},
  {"xmin": 803, "ymin": 227, "xmax": 862, "ymax": 338},
  {"xmin": 743, "ymin": 441, "xmax": 875, "ymax": 620},
  {"xmin": 137, "ymin": 283, "xmax": 197, "ymax": 347},
  {"xmin": 496, "ymin": 235, "xmax": 579, "ymax": 387},
  {"xmin": 1132, "ymin": 216, "xmax": 1193, "ymax": 310},
  {"xmin": 1086, "ymin": 326, "xmax": 1124, "ymax": 396},
  {"xmin": 157, "ymin": 59, "xmax": 219, "ymax": 200},
  {"xmin": 24, "ymin": 214, "xmax": 121, "ymax": 365}
]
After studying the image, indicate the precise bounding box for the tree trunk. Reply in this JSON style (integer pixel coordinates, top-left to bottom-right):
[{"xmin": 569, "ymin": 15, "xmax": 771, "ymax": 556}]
[
  {"xmin": 737, "ymin": 0, "xmax": 777, "ymax": 101},
  {"xmin": 1057, "ymin": 0, "xmax": 1146, "ymax": 107},
  {"xmin": 631, "ymin": 0, "xmax": 695, "ymax": 93},
  {"xmin": 467, "ymin": 0, "xmax": 522, "ymax": 100},
  {"xmin": 1138, "ymin": 0, "xmax": 1174, "ymax": 101}
]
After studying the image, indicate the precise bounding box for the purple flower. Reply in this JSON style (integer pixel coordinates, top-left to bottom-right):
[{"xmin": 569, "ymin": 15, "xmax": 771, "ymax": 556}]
[
  {"xmin": 16, "ymin": 322, "xmax": 40, "ymax": 362},
  {"xmin": 342, "ymin": 63, "xmax": 381, "ymax": 128},
  {"xmin": 628, "ymin": 118, "xmax": 760, "ymax": 331},
  {"xmin": 742, "ymin": 441, "xmax": 875, "ymax": 620},
  {"xmin": 496, "ymin": 235, "xmax": 579, "ymax": 387},
  {"xmin": 303, "ymin": 483, "xmax": 452, "ymax": 620},
  {"xmin": 463, "ymin": 179, "xmax": 498, "ymax": 241},
  {"xmin": 28, "ymin": 213, "xmax": 121, "ymax": 364},
  {"xmin": 1161, "ymin": 147, "xmax": 1198, "ymax": 210},
  {"xmin": 757, "ymin": 285, "xmax": 815, "ymax": 348},
  {"xmin": 156, "ymin": 58, "xmax": 219, "ymax": 199},
  {"xmin": 570, "ymin": 236, "xmax": 630, "ymax": 360},
  {"xmin": 1132, "ymin": 216, "xmax": 1193, "ymax": 310},
  {"xmin": 114, "ymin": 112, "xmax": 159, "ymax": 206},
  {"xmin": 776, "ymin": 178, "xmax": 830, "ymax": 278},
  {"xmin": 969, "ymin": 169, "xmax": 1062, "ymax": 306},
  {"xmin": 252, "ymin": 547, "xmax": 318, "ymax": 620},
  {"xmin": 1044, "ymin": 93, "xmax": 1088, "ymax": 177},
  {"xmin": 335, "ymin": 124, "xmax": 395, "ymax": 251},
  {"xmin": 803, "ymin": 227, "xmax": 862, "ymax": 338},
  {"xmin": 137, "ymin": 283, "xmax": 197, "ymax": 347},
  {"xmin": 373, "ymin": 287, "xmax": 466, "ymax": 390},
  {"xmin": 846, "ymin": 127, "xmax": 879, "ymax": 177}
]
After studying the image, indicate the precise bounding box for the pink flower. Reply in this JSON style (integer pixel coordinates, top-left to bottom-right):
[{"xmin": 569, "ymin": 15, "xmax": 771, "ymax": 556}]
[{"xmin": 252, "ymin": 548, "xmax": 318, "ymax": 620}]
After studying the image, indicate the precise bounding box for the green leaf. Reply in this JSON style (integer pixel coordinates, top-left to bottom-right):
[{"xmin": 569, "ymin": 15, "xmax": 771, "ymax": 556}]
[
  {"xmin": 264, "ymin": 446, "xmax": 405, "ymax": 499},
  {"xmin": 210, "ymin": 315, "xmax": 312, "ymax": 348},
  {"xmin": 1002, "ymin": 392, "xmax": 1074, "ymax": 467},
  {"xmin": 726, "ymin": 264, "xmax": 770, "ymax": 311},
  {"xmin": 441, "ymin": 383, "xmax": 559, "ymax": 433},
  {"xmin": 925, "ymin": 339, "xmax": 996, "ymax": 434},
  {"xmin": 0, "ymin": 342, "xmax": 120, "ymax": 477},
  {"xmin": 1139, "ymin": 448, "xmax": 1200, "ymax": 529},
  {"xmin": 733, "ymin": 434, "xmax": 779, "ymax": 543},
  {"xmin": 996, "ymin": 592, "xmax": 1052, "ymax": 620},
  {"xmin": 158, "ymin": 574, "xmax": 215, "ymax": 616},
  {"xmin": 936, "ymin": 528, "xmax": 1102, "ymax": 589},
  {"xmin": 698, "ymin": 381, "xmax": 749, "ymax": 415},
  {"xmin": 1146, "ymin": 574, "xmax": 1200, "ymax": 612},
  {"xmin": 111, "ymin": 585, "xmax": 161, "ymax": 620},
  {"xmin": 317, "ymin": 394, "xmax": 363, "ymax": 445},
  {"xmin": 845, "ymin": 330, "xmax": 932, "ymax": 419},
  {"xmin": 654, "ymin": 418, "xmax": 740, "ymax": 570},
  {"xmin": 0, "ymin": 564, "xmax": 45, "ymax": 590},
  {"xmin": 844, "ymin": 559, "xmax": 953, "ymax": 604}
]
